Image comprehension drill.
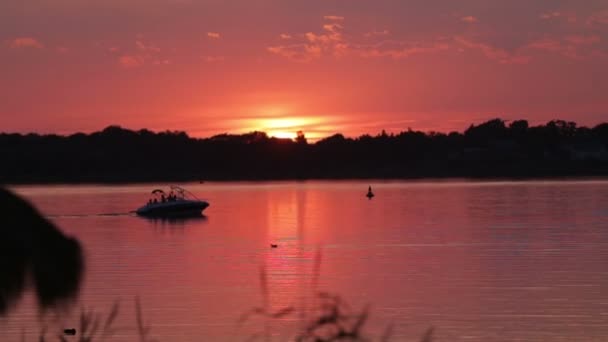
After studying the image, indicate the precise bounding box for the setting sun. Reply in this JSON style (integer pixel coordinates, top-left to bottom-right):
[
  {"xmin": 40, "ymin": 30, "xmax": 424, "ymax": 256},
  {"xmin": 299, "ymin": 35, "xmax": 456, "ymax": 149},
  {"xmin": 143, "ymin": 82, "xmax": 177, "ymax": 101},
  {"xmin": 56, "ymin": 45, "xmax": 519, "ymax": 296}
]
[
  {"xmin": 237, "ymin": 115, "xmax": 327, "ymax": 140},
  {"xmin": 268, "ymin": 131, "xmax": 297, "ymax": 139},
  {"xmin": 262, "ymin": 117, "xmax": 307, "ymax": 139}
]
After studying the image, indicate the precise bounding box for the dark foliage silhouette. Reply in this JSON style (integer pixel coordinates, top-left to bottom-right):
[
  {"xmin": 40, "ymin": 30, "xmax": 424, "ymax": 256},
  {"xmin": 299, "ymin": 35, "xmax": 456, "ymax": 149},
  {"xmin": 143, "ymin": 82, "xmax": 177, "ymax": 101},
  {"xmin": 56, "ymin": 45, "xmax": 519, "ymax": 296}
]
[
  {"xmin": 0, "ymin": 188, "xmax": 84, "ymax": 315},
  {"xmin": 1, "ymin": 118, "xmax": 608, "ymax": 183}
]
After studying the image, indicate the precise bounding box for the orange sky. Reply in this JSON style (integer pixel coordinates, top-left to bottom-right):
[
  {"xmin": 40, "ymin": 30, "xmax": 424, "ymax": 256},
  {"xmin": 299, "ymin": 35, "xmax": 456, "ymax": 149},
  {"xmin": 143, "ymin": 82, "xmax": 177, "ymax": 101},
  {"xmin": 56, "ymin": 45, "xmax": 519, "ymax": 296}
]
[{"xmin": 1, "ymin": 0, "xmax": 608, "ymax": 139}]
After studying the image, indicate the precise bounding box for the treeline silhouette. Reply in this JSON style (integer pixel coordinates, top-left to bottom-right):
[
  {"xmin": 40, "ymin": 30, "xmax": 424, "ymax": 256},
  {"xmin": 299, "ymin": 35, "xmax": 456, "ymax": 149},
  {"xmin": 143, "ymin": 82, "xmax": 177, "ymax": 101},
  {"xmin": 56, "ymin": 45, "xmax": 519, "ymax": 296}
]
[{"xmin": 1, "ymin": 118, "xmax": 608, "ymax": 183}]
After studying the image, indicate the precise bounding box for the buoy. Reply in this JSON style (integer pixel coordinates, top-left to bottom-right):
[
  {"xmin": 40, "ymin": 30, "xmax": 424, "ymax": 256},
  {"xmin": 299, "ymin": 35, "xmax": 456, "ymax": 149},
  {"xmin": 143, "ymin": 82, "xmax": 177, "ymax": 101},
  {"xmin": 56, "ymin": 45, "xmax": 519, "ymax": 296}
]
[{"xmin": 366, "ymin": 186, "xmax": 374, "ymax": 199}]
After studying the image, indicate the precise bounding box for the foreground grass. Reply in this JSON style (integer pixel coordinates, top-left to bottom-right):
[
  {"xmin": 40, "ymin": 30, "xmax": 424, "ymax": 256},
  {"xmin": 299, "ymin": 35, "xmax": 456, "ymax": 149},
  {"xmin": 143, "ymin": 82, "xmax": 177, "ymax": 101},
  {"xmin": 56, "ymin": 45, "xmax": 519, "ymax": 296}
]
[{"xmin": 32, "ymin": 249, "xmax": 433, "ymax": 341}]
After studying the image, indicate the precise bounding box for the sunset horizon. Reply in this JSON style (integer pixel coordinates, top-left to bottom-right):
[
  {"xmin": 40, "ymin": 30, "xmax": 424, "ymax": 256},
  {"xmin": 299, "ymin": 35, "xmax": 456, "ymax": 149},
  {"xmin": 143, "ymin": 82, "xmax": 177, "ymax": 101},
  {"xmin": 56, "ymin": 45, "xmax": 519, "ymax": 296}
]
[
  {"xmin": 2, "ymin": 0, "xmax": 607, "ymax": 140},
  {"xmin": 3, "ymin": 1, "xmax": 608, "ymax": 340},
  {"xmin": 3, "ymin": 116, "xmax": 608, "ymax": 142}
]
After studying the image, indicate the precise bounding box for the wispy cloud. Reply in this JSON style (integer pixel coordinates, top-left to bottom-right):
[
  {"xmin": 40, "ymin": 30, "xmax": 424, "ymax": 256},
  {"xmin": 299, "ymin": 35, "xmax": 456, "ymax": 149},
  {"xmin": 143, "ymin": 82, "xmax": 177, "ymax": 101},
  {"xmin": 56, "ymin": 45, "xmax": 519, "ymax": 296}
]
[
  {"xmin": 455, "ymin": 36, "xmax": 531, "ymax": 64},
  {"xmin": 117, "ymin": 39, "xmax": 168, "ymax": 68},
  {"xmin": 118, "ymin": 55, "xmax": 144, "ymax": 68},
  {"xmin": 364, "ymin": 29, "xmax": 390, "ymax": 38},
  {"xmin": 204, "ymin": 55, "xmax": 225, "ymax": 63},
  {"xmin": 587, "ymin": 10, "xmax": 608, "ymax": 26},
  {"xmin": 357, "ymin": 41, "xmax": 449, "ymax": 59},
  {"xmin": 268, "ymin": 19, "xmax": 349, "ymax": 62},
  {"xmin": 540, "ymin": 11, "xmax": 562, "ymax": 20},
  {"xmin": 540, "ymin": 11, "xmax": 577, "ymax": 23},
  {"xmin": 565, "ymin": 34, "xmax": 601, "ymax": 45},
  {"xmin": 527, "ymin": 34, "xmax": 602, "ymax": 60},
  {"xmin": 279, "ymin": 33, "xmax": 292, "ymax": 39},
  {"xmin": 269, "ymin": 20, "xmax": 450, "ymax": 62},
  {"xmin": 267, "ymin": 44, "xmax": 321, "ymax": 62},
  {"xmin": 323, "ymin": 15, "xmax": 344, "ymax": 21},
  {"xmin": 461, "ymin": 16, "xmax": 478, "ymax": 23},
  {"xmin": 136, "ymin": 40, "xmax": 160, "ymax": 52},
  {"xmin": 7, "ymin": 37, "xmax": 44, "ymax": 49},
  {"xmin": 207, "ymin": 32, "xmax": 221, "ymax": 39}
]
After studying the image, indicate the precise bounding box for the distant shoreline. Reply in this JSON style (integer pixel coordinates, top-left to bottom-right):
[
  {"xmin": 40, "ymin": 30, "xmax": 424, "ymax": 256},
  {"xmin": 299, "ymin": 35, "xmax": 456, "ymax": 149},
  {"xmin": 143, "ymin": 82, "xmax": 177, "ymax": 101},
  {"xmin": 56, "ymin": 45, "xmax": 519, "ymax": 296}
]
[
  {"xmin": 5, "ymin": 174, "xmax": 608, "ymax": 186},
  {"xmin": 2, "ymin": 119, "xmax": 608, "ymax": 185}
]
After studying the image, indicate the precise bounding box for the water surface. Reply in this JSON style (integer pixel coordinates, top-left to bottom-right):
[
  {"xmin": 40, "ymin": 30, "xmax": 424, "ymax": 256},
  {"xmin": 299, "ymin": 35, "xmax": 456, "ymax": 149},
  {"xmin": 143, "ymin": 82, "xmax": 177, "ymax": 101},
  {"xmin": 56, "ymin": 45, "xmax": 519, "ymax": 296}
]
[{"xmin": 4, "ymin": 180, "xmax": 608, "ymax": 341}]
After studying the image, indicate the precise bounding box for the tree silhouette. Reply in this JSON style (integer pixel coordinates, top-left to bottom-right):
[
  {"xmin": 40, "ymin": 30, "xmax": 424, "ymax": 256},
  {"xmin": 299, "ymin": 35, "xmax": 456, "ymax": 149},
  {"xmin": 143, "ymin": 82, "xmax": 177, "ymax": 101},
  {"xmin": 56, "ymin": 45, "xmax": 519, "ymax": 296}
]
[{"xmin": 1, "ymin": 118, "xmax": 607, "ymax": 183}]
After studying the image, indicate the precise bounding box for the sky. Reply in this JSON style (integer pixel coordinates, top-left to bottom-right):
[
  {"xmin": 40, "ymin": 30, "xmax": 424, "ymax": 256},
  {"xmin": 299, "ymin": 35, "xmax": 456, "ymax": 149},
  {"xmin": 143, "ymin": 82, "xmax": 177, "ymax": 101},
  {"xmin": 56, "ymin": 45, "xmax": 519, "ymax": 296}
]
[{"xmin": 1, "ymin": 0, "xmax": 608, "ymax": 140}]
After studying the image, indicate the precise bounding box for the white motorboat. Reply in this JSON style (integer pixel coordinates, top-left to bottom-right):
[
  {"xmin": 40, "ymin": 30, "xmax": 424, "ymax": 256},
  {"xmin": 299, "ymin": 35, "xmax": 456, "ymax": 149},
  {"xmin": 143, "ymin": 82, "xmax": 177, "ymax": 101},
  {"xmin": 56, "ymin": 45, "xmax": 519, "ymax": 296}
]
[{"xmin": 136, "ymin": 186, "xmax": 209, "ymax": 218}]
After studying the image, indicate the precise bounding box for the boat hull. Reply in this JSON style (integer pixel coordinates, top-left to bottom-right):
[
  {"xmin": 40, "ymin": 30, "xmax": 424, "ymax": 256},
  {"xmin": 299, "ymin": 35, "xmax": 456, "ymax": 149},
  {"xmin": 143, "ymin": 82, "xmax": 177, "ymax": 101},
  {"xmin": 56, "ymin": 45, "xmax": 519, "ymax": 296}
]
[{"xmin": 136, "ymin": 200, "xmax": 209, "ymax": 218}]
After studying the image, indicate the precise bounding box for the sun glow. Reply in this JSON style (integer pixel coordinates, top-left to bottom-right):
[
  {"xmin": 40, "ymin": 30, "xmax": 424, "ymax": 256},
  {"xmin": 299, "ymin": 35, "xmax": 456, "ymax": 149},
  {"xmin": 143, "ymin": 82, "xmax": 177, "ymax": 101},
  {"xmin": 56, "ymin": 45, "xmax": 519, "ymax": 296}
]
[
  {"xmin": 268, "ymin": 130, "xmax": 298, "ymax": 139},
  {"xmin": 261, "ymin": 117, "xmax": 309, "ymax": 139},
  {"xmin": 235, "ymin": 105, "xmax": 333, "ymax": 141},
  {"xmin": 240, "ymin": 115, "xmax": 323, "ymax": 140}
]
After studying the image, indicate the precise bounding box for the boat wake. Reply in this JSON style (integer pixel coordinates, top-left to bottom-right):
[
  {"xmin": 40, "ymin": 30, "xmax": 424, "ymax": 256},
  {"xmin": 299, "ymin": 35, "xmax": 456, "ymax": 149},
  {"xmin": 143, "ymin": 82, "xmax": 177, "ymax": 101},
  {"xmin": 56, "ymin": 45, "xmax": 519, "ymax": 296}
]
[{"xmin": 47, "ymin": 212, "xmax": 136, "ymax": 218}]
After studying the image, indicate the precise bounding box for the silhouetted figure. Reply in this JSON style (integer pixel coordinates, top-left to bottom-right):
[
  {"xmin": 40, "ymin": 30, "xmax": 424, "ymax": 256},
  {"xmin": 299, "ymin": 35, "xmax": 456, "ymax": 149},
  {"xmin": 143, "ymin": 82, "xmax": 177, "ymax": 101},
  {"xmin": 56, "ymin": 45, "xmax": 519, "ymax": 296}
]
[
  {"xmin": 0, "ymin": 188, "xmax": 84, "ymax": 315},
  {"xmin": 366, "ymin": 186, "xmax": 374, "ymax": 199}
]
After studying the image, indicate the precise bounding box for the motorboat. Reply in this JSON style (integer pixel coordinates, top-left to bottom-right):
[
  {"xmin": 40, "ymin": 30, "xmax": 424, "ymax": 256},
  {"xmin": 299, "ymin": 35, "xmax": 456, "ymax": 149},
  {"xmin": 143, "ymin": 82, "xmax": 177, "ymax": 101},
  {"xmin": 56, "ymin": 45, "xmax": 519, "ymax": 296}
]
[{"xmin": 136, "ymin": 186, "xmax": 209, "ymax": 218}]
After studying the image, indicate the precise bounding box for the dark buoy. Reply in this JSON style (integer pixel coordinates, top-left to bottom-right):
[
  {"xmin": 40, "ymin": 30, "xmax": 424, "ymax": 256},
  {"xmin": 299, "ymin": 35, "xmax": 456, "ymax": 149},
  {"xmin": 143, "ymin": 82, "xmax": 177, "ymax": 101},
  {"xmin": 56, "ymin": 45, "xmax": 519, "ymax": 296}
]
[
  {"xmin": 366, "ymin": 186, "xmax": 374, "ymax": 199},
  {"xmin": 64, "ymin": 328, "xmax": 76, "ymax": 335},
  {"xmin": 270, "ymin": 244, "xmax": 278, "ymax": 248}
]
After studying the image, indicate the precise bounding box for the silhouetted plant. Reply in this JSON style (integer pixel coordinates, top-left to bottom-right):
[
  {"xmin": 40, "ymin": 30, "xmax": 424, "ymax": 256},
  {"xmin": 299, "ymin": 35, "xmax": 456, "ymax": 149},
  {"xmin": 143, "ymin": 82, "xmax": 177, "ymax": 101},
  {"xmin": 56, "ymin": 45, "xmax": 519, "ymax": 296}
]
[
  {"xmin": 34, "ymin": 297, "xmax": 157, "ymax": 342},
  {"xmin": 237, "ymin": 249, "xmax": 433, "ymax": 342}
]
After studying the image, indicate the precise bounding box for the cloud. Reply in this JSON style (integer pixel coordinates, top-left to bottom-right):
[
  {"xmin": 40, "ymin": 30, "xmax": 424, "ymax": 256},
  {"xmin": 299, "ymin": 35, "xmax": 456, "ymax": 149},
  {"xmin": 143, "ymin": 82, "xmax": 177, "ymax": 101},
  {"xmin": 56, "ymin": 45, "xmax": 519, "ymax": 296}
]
[
  {"xmin": 565, "ymin": 35, "xmax": 601, "ymax": 45},
  {"xmin": 267, "ymin": 44, "xmax": 321, "ymax": 62},
  {"xmin": 207, "ymin": 32, "xmax": 221, "ymax": 39},
  {"xmin": 455, "ymin": 37, "xmax": 531, "ymax": 64},
  {"xmin": 527, "ymin": 35, "xmax": 602, "ymax": 60},
  {"xmin": 357, "ymin": 41, "xmax": 450, "ymax": 59},
  {"xmin": 587, "ymin": 10, "xmax": 608, "ymax": 26},
  {"xmin": 117, "ymin": 39, "xmax": 168, "ymax": 68},
  {"xmin": 540, "ymin": 11, "xmax": 577, "ymax": 23},
  {"xmin": 461, "ymin": 16, "xmax": 478, "ymax": 23},
  {"xmin": 540, "ymin": 11, "xmax": 561, "ymax": 20},
  {"xmin": 269, "ymin": 22, "xmax": 447, "ymax": 62},
  {"xmin": 279, "ymin": 33, "xmax": 292, "ymax": 39},
  {"xmin": 268, "ymin": 21, "xmax": 348, "ymax": 61},
  {"xmin": 364, "ymin": 30, "xmax": 390, "ymax": 38},
  {"xmin": 136, "ymin": 40, "xmax": 160, "ymax": 52},
  {"xmin": 7, "ymin": 37, "xmax": 44, "ymax": 49},
  {"xmin": 204, "ymin": 55, "xmax": 225, "ymax": 63},
  {"xmin": 323, "ymin": 15, "xmax": 344, "ymax": 21},
  {"xmin": 118, "ymin": 55, "xmax": 144, "ymax": 68}
]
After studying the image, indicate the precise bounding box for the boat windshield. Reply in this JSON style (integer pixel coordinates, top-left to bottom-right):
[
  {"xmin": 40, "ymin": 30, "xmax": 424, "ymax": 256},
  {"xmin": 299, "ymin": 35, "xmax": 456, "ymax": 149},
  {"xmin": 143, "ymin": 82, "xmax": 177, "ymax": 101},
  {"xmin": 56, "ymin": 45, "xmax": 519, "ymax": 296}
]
[{"xmin": 146, "ymin": 186, "xmax": 199, "ymax": 205}]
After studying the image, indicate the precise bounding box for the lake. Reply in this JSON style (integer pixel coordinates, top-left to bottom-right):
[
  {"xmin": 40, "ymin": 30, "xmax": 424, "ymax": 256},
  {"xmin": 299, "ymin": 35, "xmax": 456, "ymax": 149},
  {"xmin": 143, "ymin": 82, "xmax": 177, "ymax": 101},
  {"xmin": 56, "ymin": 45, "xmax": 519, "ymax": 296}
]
[{"xmin": 4, "ymin": 180, "xmax": 608, "ymax": 341}]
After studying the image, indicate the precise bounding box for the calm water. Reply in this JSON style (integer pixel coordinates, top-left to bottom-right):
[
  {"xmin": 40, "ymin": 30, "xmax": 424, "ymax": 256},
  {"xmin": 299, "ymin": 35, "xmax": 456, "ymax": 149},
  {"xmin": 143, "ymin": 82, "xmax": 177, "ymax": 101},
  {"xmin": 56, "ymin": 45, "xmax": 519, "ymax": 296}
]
[{"xmin": 4, "ymin": 180, "xmax": 608, "ymax": 341}]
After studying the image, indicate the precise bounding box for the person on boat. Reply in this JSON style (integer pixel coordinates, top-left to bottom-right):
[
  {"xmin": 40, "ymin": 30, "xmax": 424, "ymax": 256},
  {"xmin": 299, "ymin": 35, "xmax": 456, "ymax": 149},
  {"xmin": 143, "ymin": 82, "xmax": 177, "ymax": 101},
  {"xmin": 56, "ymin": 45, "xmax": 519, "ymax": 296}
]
[{"xmin": 161, "ymin": 194, "xmax": 166, "ymax": 203}]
